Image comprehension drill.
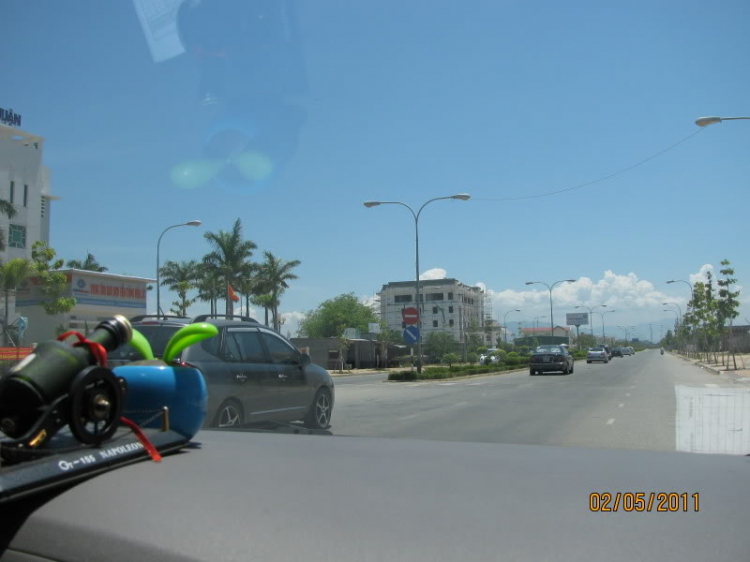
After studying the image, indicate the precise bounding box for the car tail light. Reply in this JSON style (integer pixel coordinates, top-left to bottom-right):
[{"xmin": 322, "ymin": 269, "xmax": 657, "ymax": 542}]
[{"xmin": 179, "ymin": 361, "xmax": 198, "ymax": 369}]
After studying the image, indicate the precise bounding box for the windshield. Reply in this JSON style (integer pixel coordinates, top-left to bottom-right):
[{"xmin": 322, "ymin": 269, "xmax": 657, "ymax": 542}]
[{"xmin": 2, "ymin": 1, "xmax": 749, "ymax": 459}]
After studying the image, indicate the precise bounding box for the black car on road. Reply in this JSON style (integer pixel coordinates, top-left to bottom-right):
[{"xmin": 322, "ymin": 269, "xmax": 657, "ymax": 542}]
[
  {"xmin": 108, "ymin": 314, "xmax": 335, "ymax": 429},
  {"xmin": 530, "ymin": 345, "xmax": 575, "ymax": 375}
]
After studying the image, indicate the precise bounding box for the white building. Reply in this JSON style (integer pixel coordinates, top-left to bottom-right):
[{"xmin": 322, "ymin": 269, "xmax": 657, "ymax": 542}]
[
  {"xmin": 379, "ymin": 278, "xmax": 486, "ymax": 345},
  {"xmin": 0, "ymin": 121, "xmax": 56, "ymax": 264},
  {"xmin": 15, "ymin": 269, "xmax": 155, "ymax": 345}
]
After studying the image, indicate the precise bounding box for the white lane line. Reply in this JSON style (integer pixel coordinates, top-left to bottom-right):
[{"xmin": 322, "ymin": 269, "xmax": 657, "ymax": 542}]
[
  {"xmin": 439, "ymin": 383, "xmax": 457, "ymax": 386},
  {"xmin": 625, "ymin": 393, "xmax": 631, "ymax": 397},
  {"xmin": 606, "ymin": 418, "xmax": 615, "ymax": 425},
  {"xmin": 705, "ymin": 383, "xmax": 719, "ymax": 388},
  {"xmin": 467, "ymin": 383, "xmax": 482, "ymax": 386},
  {"xmin": 618, "ymin": 403, "xmax": 625, "ymax": 408},
  {"xmin": 398, "ymin": 413, "xmax": 420, "ymax": 421}
]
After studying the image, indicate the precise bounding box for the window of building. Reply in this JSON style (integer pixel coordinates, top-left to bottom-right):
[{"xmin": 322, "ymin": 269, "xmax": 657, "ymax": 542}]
[
  {"xmin": 23, "ymin": 185, "xmax": 28, "ymax": 207},
  {"xmin": 41, "ymin": 197, "xmax": 46, "ymax": 218},
  {"xmin": 449, "ymin": 306, "xmax": 454, "ymax": 313},
  {"xmin": 394, "ymin": 294, "xmax": 412, "ymax": 303},
  {"xmin": 449, "ymin": 319, "xmax": 454, "ymax": 327},
  {"xmin": 8, "ymin": 224, "xmax": 26, "ymax": 248},
  {"xmin": 9, "ymin": 181, "xmax": 14, "ymax": 204},
  {"xmin": 432, "ymin": 306, "xmax": 438, "ymax": 314},
  {"xmin": 432, "ymin": 320, "xmax": 438, "ymax": 327},
  {"xmin": 448, "ymin": 292, "xmax": 453, "ymax": 300},
  {"xmin": 426, "ymin": 292, "xmax": 444, "ymax": 301}
]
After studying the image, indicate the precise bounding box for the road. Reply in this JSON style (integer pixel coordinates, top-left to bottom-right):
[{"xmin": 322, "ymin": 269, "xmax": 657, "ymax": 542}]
[{"xmin": 331, "ymin": 350, "xmax": 750, "ymax": 453}]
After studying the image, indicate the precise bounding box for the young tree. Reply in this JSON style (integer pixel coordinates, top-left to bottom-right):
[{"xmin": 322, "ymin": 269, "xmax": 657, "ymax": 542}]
[
  {"xmin": 31, "ymin": 241, "xmax": 76, "ymax": 324},
  {"xmin": 717, "ymin": 259, "xmax": 741, "ymax": 369},
  {"xmin": 159, "ymin": 260, "xmax": 199, "ymax": 317},
  {"xmin": 0, "ymin": 258, "xmax": 34, "ymax": 345},
  {"xmin": 423, "ymin": 331, "xmax": 457, "ymax": 362}
]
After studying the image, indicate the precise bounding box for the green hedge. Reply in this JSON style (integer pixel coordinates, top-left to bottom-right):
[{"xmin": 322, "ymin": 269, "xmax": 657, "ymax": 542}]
[{"xmin": 388, "ymin": 363, "xmax": 526, "ymax": 381}]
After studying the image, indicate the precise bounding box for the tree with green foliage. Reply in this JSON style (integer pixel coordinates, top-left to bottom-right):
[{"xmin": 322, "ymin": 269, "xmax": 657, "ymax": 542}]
[
  {"xmin": 442, "ymin": 352, "xmax": 460, "ymax": 367},
  {"xmin": 159, "ymin": 260, "xmax": 199, "ymax": 317},
  {"xmin": 423, "ymin": 331, "xmax": 458, "ymax": 362},
  {"xmin": 0, "ymin": 199, "xmax": 16, "ymax": 251},
  {"xmin": 299, "ymin": 293, "xmax": 379, "ymax": 337},
  {"xmin": 66, "ymin": 252, "xmax": 107, "ymax": 272},
  {"xmin": 466, "ymin": 351, "xmax": 479, "ymax": 365},
  {"xmin": 717, "ymin": 259, "xmax": 741, "ymax": 369},
  {"xmin": 203, "ymin": 218, "xmax": 257, "ymax": 315},
  {"xmin": 31, "ymin": 241, "xmax": 76, "ymax": 321},
  {"xmin": 256, "ymin": 251, "xmax": 300, "ymax": 332},
  {"xmin": 0, "ymin": 258, "xmax": 34, "ymax": 345}
]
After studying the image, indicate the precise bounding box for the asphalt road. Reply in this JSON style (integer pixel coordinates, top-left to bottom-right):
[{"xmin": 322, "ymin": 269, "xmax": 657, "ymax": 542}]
[{"xmin": 331, "ymin": 350, "xmax": 750, "ymax": 453}]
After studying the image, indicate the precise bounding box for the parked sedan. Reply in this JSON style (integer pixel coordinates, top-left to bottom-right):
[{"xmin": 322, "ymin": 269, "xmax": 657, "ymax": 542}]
[
  {"xmin": 587, "ymin": 348, "xmax": 609, "ymax": 363},
  {"xmin": 530, "ymin": 345, "xmax": 575, "ymax": 375},
  {"xmin": 621, "ymin": 347, "xmax": 632, "ymax": 356},
  {"xmin": 611, "ymin": 348, "xmax": 624, "ymax": 357}
]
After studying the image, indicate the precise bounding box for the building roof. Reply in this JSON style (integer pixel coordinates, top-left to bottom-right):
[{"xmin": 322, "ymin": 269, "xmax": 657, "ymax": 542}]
[
  {"xmin": 381, "ymin": 278, "xmax": 483, "ymax": 292},
  {"xmin": 61, "ymin": 269, "xmax": 156, "ymax": 283}
]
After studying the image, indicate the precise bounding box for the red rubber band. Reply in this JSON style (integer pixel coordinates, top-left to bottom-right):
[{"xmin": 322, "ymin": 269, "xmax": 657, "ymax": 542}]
[
  {"xmin": 57, "ymin": 331, "xmax": 108, "ymax": 368},
  {"xmin": 120, "ymin": 417, "xmax": 162, "ymax": 463}
]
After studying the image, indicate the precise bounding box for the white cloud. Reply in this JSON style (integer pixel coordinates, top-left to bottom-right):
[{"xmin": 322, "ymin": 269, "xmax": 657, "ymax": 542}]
[
  {"xmin": 487, "ymin": 270, "xmax": 690, "ymax": 326},
  {"xmin": 689, "ymin": 264, "xmax": 714, "ymax": 285},
  {"xmin": 421, "ymin": 268, "xmax": 447, "ymax": 280},
  {"xmin": 280, "ymin": 311, "xmax": 306, "ymax": 337}
]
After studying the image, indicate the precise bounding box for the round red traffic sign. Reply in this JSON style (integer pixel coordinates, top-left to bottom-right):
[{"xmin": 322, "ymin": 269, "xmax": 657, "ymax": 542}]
[{"xmin": 401, "ymin": 307, "xmax": 419, "ymax": 325}]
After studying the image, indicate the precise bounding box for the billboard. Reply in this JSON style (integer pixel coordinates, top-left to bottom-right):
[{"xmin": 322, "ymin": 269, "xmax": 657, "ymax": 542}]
[{"xmin": 566, "ymin": 312, "xmax": 589, "ymax": 326}]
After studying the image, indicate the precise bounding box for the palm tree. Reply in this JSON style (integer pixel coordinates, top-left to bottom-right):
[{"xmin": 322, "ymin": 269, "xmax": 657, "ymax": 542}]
[
  {"xmin": 159, "ymin": 260, "xmax": 199, "ymax": 317},
  {"xmin": 0, "ymin": 199, "xmax": 17, "ymax": 251},
  {"xmin": 203, "ymin": 218, "xmax": 257, "ymax": 315},
  {"xmin": 235, "ymin": 262, "xmax": 259, "ymax": 319},
  {"xmin": 0, "ymin": 258, "xmax": 34, "ymax": 345},
  {"xmin": 66, "ymin": 252, "xmax": 107, "ymax": 272},
  {"xmin": 258, "ymin": 251, "xmax": 300, "ymax": 332},
  {"xmin": 195, "ymin": 261, "xmax": 223, "ymax": 316}
]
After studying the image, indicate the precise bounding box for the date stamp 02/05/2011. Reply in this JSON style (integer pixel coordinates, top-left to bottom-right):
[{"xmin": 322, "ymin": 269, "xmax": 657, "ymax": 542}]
[{"xmin": 590, "ymin": 492, "xmax": 700, "ymax": 513}]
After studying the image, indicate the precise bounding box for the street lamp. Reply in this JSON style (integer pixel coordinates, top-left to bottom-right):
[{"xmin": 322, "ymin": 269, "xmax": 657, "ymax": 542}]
[
  {"xmin": 157, "ymin": 220, "xmax": 202, "ymax": 319},
  {"xmin": 695, "ymin": 116, "xmax": 750, "ymax": 127},
  {"xmin": 364, "ymin": 194, "xmax": 470, "ymax": 373},
  {"xmin": 663, "ymin": 302, "xmax": 682, "ymax": 324},
  {"xmin": 503, "ymin": 309, "xmax": 521, "ymax": 346},
  {"xmin": 663, "ymin": 309, "xmax": 679, "ymax": 333},
  {"xmin": 525, "ymin": 279, "xmax": 575, "ymax": 339},
  {"xmin": 666, "ymin": 279, "xmax": 694, "ymax": 302},
  {"xmin": 594, "ymin": 310, "xmax": 616, "ymax": 343},
  {"xmin": 533, "ymin": 316, "xmax": 547, "ymax": 329},
  {"xmin": 575, "ymin": 304, "xmax": 607, "ymax": 337}
]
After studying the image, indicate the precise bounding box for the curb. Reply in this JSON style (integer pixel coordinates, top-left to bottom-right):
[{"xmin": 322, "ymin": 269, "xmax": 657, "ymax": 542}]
[
  {"xmin": 386, "ymin": 367, "xmax": 528, "ymax": 383},
  {"xmin": 330, "ymin": 370, "xmax": 390, "ymax": 378}
]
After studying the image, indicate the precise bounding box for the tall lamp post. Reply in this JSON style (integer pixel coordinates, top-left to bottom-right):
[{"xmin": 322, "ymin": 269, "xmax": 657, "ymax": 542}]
[
  {"xmin": 666, "ymin": 279, "xmax": 694, "ymax": 302},
  {"xmin": 575, "ymin": 304, "xmax": 607, "ymax": 337},
  {"xmin": 156, "ymin": 220, "xmax": 202, "ymax": 319},
  {"xmin": 663, "ymin": 309, "xmax": 679, "ymax": 330},
  {"xmin": 503, "ymin": 309, "xmax": 521, "ymax": 346},
  {"xmin": 663, "ymin": 302, "xmax": 682, "ymax": 324},
  {"xmin": 364, "ymin": 194, "xmax": 471, "ymax": 373},
  {"xmin": 594, "ymin": 309, "xmax": 616, "ymax": 344},
  {"xmin": 525, "ymin": 279, "xmax": 575, "ymax": 340}
]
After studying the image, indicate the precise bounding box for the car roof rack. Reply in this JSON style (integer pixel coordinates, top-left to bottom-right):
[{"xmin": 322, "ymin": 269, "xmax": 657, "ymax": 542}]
[
  {"xmin": 129, "ymin": 315, "xmax": 191, "ymax": 323},
  {"xmin": 192, "ymin": 314, "xmax": 259, "ymax": 324}
]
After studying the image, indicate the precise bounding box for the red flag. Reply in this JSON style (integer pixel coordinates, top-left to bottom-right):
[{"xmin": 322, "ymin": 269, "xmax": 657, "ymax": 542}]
[{"xmin": 227, "ymin": 284, "xmax": 240, "ymax": 302}]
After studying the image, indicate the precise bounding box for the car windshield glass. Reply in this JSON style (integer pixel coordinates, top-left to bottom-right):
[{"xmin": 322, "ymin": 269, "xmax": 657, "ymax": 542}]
[{"xmin": 3, "ymin": 2, "xmax": 748, "ymax": 459}]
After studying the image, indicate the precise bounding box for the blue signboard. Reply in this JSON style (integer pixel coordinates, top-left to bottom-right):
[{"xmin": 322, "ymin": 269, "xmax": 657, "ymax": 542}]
[{"xmin": 403, "ymin": 325, "xmax": 420, "ymax": 345}]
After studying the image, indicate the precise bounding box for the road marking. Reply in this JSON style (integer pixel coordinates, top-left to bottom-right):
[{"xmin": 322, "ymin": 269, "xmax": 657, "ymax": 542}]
[
  {"xmin": 625, "ymin": 393, "xmax": 631, "ymax": 397},
  {"xmin": 618, "ymin": 403, "xmax": 624, "ymax": 408},
  {"xmin": 398, "ymin": 413, "xmax": 420, "ymax": 421},
  {"xmin": 606, "ymin": 418, "xmax": 615, "ymax": 425},
  {"xmin": 439, "ymin": 383, "xmax": 457, "ymax": 386},
  {"xmin": 705, "ymin": 383, "xmax": 719, "ymax": 388},
  {"xmin": 467, "ymin": 383, "xmax": 482, "ymax": 386}
]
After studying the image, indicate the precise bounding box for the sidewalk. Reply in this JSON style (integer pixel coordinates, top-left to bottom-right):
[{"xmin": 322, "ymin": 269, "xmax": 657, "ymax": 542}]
[{"xmin": 672, "ymin": 352, "xmax": 750, "ymax": 378}]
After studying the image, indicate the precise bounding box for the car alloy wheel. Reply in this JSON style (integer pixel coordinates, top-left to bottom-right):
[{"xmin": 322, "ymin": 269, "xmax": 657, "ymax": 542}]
[
  {"xmin": 315, "ymin": 391, "xmax": 331, "ymax": 427},
  {"xmin": 217, "ymin": 402, "xmax": 242, "ymax": 428}
]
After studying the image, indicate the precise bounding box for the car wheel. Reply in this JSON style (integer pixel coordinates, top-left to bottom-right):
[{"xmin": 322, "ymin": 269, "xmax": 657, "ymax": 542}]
[
  {"xmin": 570, "ymin": 362, "xmax": 574, "ymax": 374},
  {"xmin": 305, "ymin": 387, "xmax": 332, "ymax": 429},
  {"xmin": 586, "ymin": 361, "xmax": 591, "ymax": 364},
  {"xmin": 530, "ymin": 369, "xmax": 535, "ymax": 376},
  {"xmin": 213, "ymin": 399, "xmax": 244, "ymax": 428}
]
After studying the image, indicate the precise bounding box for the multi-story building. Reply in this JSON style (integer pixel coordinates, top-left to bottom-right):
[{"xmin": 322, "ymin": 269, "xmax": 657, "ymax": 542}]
[
  {"xmin": 379, "ymin": 278, "xmax": 485, "ymax": 345},
  {"xmin": 0, "ymin": 120, "xmax": 56, "ymax": 264}
]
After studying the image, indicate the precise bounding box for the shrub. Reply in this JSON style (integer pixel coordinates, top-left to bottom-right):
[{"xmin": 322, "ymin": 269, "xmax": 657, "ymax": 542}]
[
  {"xmin": 442, "ymin": 352, "xmax": 460, "ymax": 367},
  {"xmin": 466, "ymin": 352, "xmax": 479, "ymax": 365}
]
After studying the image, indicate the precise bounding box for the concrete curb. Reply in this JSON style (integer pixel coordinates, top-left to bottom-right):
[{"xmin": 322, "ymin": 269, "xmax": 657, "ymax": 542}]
[{"xmin": 330, "ymin": 370, "xmax": 390, "ymax": 378}]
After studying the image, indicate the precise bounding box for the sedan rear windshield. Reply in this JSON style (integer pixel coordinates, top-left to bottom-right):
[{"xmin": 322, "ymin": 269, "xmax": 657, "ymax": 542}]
[{"xmin": 535, "ymin": 346, "xmax": 563, "ymax": 353}]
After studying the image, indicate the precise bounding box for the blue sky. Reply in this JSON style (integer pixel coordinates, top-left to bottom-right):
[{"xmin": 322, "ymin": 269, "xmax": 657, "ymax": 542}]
[{"xmin": 2, "ymin": 0, "xmax": 748, "ymax": 340}]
